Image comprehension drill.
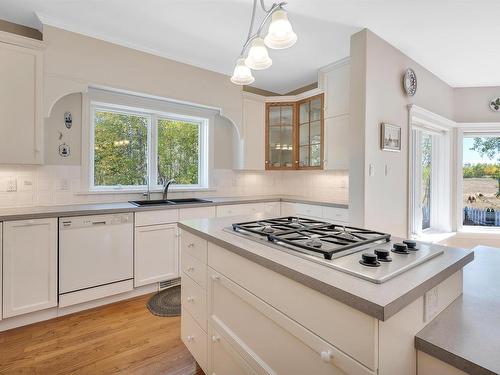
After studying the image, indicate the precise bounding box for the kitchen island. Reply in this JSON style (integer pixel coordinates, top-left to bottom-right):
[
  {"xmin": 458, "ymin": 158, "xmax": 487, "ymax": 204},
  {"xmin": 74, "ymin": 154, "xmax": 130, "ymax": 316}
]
[{"xmin": 178, "ymin": 214, "xmax": 473, "ymax": 375}]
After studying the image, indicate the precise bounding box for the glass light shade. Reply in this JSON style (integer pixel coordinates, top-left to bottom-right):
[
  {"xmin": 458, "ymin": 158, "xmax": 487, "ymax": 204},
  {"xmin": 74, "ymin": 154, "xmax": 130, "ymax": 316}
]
[
  {"xmin": 264, "ymin": 9, "xmax": 297, "ymax": 50},
  {"xmin": 245, "ymin": 37, "xmax": 272, "ymax": 70},
  {"xmin": 230, "ymin": 58, "xmax": 255, "ymax": 85}
]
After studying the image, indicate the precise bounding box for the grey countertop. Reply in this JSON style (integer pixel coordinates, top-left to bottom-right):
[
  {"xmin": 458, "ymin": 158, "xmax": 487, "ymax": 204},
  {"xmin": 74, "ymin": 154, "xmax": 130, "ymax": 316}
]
[
  {"xmin": 178, "ymin": 215, "xmax": 473, "ymax": 321},
  {"xmin": 0, "ymin": 195, "xmax": 348, "ymax": 222},
  {"xmin": 416, "ymin": 246, "xmax": 500, "ymax": 375}
]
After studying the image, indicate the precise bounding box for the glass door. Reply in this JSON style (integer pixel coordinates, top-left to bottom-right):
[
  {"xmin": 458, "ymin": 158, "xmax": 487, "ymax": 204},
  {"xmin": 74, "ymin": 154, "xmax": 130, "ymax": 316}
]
[
  {"xmin": 298, "ymin": 95, "xmax": 324, "ymax": 169},
  {"xmin": 266, "ymin": 103, "xmax": 295, "ymax": 169}
]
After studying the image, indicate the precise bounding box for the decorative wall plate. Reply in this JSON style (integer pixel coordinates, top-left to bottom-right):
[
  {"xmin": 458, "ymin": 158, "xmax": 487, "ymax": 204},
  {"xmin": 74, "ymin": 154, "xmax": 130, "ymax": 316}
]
[
  {"xmin": 489, "ymin": 97, "xmax": 500, "ymax": 112},
  {"xmin": 403, "ymin": 68, "xmax": 417, "ymax": 97}
]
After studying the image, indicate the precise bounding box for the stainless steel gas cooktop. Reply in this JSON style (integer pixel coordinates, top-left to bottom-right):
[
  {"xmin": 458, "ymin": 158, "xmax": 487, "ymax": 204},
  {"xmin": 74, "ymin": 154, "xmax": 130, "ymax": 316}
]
[{"xmin": 227, "ymin": 216, "xmax": 444, "ymax": 284}]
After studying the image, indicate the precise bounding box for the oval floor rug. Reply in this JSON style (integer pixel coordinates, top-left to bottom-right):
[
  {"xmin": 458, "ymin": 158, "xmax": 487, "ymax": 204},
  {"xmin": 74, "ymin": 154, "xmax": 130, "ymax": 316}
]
[{"xmin": 147, "ymin": 285, "xmax": 181, "ymax": 317}]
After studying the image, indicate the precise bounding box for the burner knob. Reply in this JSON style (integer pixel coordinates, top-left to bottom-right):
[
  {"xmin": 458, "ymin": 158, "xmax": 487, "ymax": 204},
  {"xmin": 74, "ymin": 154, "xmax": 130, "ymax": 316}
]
[
  {"xmin": 403, "ymin": 239, "xmax": 418, "ymax": 250},
  {"xmin": 374, "ymin": 249, "xmax": 391, "ymax": 261},
  {"xmin": 393, "ymin": 243, "xmax": 409, "ymax": 253},
  {"xmin": 361, "ymin": 253, "xmax": 378, "ymax": 265}
]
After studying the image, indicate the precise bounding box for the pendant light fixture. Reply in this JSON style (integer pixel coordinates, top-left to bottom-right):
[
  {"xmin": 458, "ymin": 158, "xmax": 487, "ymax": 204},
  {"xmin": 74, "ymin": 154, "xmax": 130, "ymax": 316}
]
[
  {"xmin": 230, "ymin": 0, "xmax": 297, "ymax": 86},
  {"xmin": 245, "ymin": 37, "xmax": 272, "ymax": 70},
  {"xmin": 264, "ymin": 9, "xmax": 297, "ymax": 49},
  {"xmin": 231, "ymin": 58, "xmax": 255, "ymax": 85}
]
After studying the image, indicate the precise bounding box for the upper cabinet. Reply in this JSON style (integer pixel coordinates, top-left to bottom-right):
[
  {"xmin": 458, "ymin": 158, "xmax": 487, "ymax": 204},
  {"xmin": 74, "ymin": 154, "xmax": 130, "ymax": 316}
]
[
  {"xmin": 239, "ymin": 93, "xmax": 266, "ymax": 170},
  {"xmin": 319, "ymin": 58, "xmax": 350, "ymax": 170},
  {"xmin": 265, "ymin": 94, "xmax": 324, "ymax": 170},
  {"xmin": 0, "ymin": 32, "xmax": 45, "ymax": 165}
]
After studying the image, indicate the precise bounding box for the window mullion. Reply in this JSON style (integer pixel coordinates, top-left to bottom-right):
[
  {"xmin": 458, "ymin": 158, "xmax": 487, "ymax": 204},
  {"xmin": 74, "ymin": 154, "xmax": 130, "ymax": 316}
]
[{"xmin": 150, "ymin": 114, "xmax": 158, "ymax": 189}]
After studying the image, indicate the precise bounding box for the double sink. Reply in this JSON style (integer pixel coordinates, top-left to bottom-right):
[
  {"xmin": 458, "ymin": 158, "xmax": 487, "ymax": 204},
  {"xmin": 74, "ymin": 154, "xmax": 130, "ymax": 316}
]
[{"xmin": 129, "ymin": 198, "xmax": 212, "ymax": 207}]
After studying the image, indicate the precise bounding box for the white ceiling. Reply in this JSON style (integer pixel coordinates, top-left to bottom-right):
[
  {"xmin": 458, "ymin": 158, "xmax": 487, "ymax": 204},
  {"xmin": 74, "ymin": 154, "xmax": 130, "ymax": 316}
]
[{"xmin": 1, "ymin": 0, "xmax": 500, "ymax": 94}]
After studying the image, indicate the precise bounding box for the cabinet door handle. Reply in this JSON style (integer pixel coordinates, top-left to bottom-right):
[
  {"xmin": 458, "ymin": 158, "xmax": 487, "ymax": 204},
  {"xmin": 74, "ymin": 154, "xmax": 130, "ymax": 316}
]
[
  {"xmin": 211, "ymin": 275, "xmax": 220, "ymax": 281},
  {"xmin": 187, "ymin": 296, "xmax": 194, "ymax": 302},
  {"xmin": 187, "ymin": 335, "xmax": 194, "ymax": 342},
  {"xmin": 212, "ymin": 335, "xmax": 220, "ymax": 343},
  {"xmin": 187, "ymin": 243, "xmax": 195, "ymax": 248},
  {"xmin": 187, "ymin": 266, "xmax": 195, "ymax": 272},
  {"xmin": 320, "ymin": 350, "xmax": 333, "ymax": 363}
]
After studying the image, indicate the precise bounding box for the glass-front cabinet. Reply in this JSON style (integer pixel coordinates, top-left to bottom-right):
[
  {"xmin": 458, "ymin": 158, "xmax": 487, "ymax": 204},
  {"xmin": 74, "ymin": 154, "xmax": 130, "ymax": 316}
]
[{"xmin": 265, "ymin": 94, "xmax": 324, "ymax": 170}]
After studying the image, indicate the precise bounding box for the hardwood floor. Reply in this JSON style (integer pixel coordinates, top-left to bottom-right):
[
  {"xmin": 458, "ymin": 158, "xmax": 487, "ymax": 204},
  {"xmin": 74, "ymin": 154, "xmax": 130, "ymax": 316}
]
[{"xmin": 0, "ymin": 293, "xmax": 204, "ymax": 375}]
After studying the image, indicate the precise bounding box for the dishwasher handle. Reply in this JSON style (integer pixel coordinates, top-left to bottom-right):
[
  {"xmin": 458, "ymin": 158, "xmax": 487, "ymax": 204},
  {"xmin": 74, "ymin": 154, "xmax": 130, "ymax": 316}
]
[{"xmin": 92, "ymin": 221, "xmax": 107, "ymax": 225}]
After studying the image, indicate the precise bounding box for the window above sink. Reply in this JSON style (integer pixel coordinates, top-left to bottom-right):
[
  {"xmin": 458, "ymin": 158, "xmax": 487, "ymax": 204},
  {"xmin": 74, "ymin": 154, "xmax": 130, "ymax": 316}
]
[{"xmin": 83, "ymin": 88, "xmax": 214, "ymax": 193}]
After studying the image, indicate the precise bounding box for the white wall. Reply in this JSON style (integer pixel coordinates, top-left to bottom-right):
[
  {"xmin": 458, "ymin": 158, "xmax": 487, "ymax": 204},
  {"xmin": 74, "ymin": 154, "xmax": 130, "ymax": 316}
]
[
  {"xmin": 350, "ymin": 29, "xmax": 454, "ymax": 237},
  {"xmin": 454, "ymin": 87, "xmax": 500, "ymax": 123}
]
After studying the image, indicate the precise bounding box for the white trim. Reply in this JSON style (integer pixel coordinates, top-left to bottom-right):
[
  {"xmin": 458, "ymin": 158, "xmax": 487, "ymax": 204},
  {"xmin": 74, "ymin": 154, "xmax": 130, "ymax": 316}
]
[
  {"xmin": 408, "ymin": 105, "xmax": 456, "ymax": 131},
  {"xmin": 264, "ymin": 88, "xmax": 324, "ymax": 103},
  {"xmin": 318, "ymin": 57, "xmax": 350, "ymax": 74},
  {"xmin": 0, "ymin": 30, "xmax": 45, "ymax": 50}
]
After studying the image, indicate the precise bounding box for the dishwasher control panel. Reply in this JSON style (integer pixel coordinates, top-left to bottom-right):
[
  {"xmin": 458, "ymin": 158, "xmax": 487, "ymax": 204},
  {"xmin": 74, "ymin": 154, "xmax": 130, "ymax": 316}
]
[{"xmin": 59, "ymin": 213, "xmax": 132, "ymax": 229}]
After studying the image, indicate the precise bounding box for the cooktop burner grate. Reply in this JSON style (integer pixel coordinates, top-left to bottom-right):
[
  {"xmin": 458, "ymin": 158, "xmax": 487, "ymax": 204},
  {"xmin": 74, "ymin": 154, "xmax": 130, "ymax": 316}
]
[{"xmin": 232, "ymin": 216, "xmax": 391, "ymax": 260}]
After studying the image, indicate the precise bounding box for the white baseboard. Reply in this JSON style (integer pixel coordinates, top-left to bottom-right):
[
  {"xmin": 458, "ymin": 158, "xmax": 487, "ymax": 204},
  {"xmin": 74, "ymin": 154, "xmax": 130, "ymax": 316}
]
[{"xmin": 0, "ymin": 283, "xmax": 158, "ymax": 332}]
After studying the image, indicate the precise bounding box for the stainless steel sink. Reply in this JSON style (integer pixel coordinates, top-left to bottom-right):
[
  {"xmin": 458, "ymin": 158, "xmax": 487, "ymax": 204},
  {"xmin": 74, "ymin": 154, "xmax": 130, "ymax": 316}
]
[{"xmin": 129, "ymin": 198, "xmax": 212, "ymax": 207}]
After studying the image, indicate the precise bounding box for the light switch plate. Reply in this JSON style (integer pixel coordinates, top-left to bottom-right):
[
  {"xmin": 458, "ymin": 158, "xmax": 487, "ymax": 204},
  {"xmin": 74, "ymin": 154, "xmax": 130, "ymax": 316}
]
[
  {"xmin": 6, "ymin": 178, "xmax": 17, "ymax": 192},
  {"xmin": 369, "ymin": 163, "xmax": 375, "ymax": 177},
  {"xmin": 424, "ymin": 286, "xmax": 439, "ymax": 322}
]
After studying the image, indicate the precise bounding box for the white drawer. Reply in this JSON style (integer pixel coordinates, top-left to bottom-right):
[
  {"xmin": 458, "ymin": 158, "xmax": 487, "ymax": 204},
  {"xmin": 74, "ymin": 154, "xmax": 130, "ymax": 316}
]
[
  {"xmin": 281, "ymin": 202, "xmax": 323, "ymax": 218},
  {"xmin": 182, "ymin": 273, "xmax": 207, "ymax": 331},
  {"xmin": 208, "ymin": 324, "xmax": 258, "ymax": 375},
  {"xmin": 208, "ymin": 269, "xmax": 374, "ymax": 375},
  {"xmin": 182, "ymin": 307, "xmax": 208, "ymax": 373},
  {"xmin": 322, "ymin": 207, "xmax": 349, "ymax": 223},
  {"xmin": 208, "ymin": 243, "xmax": 377, "ymax": 370},
  {"xmin": 182, "ymin": 250, "xmax": 207, "ymax": 289},
  {"xmin": 181, "ymin": 230, "xmax": 208, "ymax": 263},
  {"xmin": 135, "ymin": 209, "xmax": 179, "ymax": 226},
  {"xmin": 216, "ymin": 202, "xmax": 280, "ymax": 218},
  {"xmin": 179, "ymin": 206, "xmax": 216, "ymax": 220}
]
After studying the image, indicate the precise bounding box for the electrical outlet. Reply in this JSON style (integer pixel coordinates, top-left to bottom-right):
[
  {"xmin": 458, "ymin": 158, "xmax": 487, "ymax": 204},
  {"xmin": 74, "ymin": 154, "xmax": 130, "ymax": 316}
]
[
  {"xmin": 424, "ymin": 286, "xmax": 439, "ymax": 322},
  {"xmin": 6, "ymin": 178, "xmax": 17, "ymax": 192}
]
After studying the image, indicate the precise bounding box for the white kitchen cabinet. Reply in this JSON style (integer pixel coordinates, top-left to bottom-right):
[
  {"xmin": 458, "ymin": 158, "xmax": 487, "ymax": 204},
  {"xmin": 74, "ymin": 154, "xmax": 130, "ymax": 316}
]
[
  {"xmin": 182, "ymin": 306, "xmax": 208, "ymax": 373},
  {"xmin": 323, "ymin": 206, "xmax": 349, "ymax": 223},
  {"xmin": 0, "ymin": 35, "xmax": 44, "ymax": 164},
  {"xmin": 237, "ymin": 93, "xmax": 265, "ymax": 170},
  {"xmin": 324, "ymin": 115, "xmax": 350, "ymax": 170},
  {"xmin": 134, "ymin": 223, "xmax": 179, "ymax": 287},
  {"xmin": 179, "ymin": 206, "xmax": 216, "ymax": 221},
  {"xmin": 281, "ymin": 202, "xmax": 324, "ymax": 219},
  {"xmin": 2, "ymin": 218, "xmax": 57, "ymax": 318},
  {"xmin": 319, "ymin": 58, "xmax": 350, "ymax": 119},
  {"xmin": 134, "ymin": 209, "xmax": 179, "ymax": 226},
  {"xmin": 216, "ymin": 202, "xmax": 280, "ymax": 218}
]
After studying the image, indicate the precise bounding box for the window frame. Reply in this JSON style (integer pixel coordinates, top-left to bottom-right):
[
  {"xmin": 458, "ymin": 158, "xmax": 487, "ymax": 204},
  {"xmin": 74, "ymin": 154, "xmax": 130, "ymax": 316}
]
[
  {"xmin": 408, "ymin": 105, "xmax": 454, "ymax": 238},
  {"xmin": 456, "ymin": 125, "xmax": 500, "ymax": 233},
  {"xmin": 84, "ymin": 88, "xmax": 212, "ymax": 193}
]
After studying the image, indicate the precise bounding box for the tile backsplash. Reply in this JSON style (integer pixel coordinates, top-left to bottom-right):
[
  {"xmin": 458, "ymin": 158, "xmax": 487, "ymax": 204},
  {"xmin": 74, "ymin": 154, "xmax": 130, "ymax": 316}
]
[{"xmin": 0, "ymin": 165, "xmax": 348, "ymax": 208}]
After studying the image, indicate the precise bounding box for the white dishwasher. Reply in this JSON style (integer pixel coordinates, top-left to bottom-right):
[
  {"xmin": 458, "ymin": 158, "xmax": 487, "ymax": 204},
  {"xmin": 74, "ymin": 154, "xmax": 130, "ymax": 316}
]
[{"xmin": 59, "ymin": 213, "xmax": 134, "ymax": 307}]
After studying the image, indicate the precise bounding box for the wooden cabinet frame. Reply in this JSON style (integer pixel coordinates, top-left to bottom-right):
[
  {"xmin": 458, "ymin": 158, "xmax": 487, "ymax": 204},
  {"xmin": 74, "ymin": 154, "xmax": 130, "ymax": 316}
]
[{"xmin": 265, "ymin": 94, "xmax": 324, "ymax": 170}]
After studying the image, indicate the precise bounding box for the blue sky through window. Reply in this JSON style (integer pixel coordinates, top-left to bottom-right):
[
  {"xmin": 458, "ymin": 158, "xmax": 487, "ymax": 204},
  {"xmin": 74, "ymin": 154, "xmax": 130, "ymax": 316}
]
[{"xmin": 463, "ymin": 138, "xmax": 496, "ymax": 165}]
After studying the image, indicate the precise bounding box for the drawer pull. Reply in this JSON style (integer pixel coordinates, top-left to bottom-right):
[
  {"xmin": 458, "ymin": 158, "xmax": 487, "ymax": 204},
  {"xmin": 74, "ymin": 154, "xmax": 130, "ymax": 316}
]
[
  {"xmin": 187, "ymin": 243, "xmax": 195, "ymax": 248},
  {"xmin": 211, "ymin": 275, "xmax": 220, "ymax": 281},
  {"xmin": 320, "ymin": 350, "xmax": 333, "ymax": 363},
  {"xmin": 187, "ymin": 335, "xmax": 194, "ymax": 342},
  {"xmin": 187, "ymin": 296, "xmax": 194, "ymax": 302},
  {"xmin": 211, "ymin": 335, "xmax": 220, "ymax": 343},
  {"xmin": 187, "ymin": 266, "xmax": 195, "ymax": 272}
]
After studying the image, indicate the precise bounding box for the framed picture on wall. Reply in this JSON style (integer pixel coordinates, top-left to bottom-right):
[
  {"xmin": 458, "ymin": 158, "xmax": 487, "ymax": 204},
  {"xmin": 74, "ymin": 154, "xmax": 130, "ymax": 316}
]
[{"xmin": 381, "ymin": 123, "xmax": 401, "ymax": 152}]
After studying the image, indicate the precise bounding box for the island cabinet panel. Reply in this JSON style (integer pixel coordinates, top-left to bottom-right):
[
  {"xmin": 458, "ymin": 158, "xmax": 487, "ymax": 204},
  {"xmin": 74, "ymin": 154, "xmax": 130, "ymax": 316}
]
[
  {"xmin": 207, "ymin": 243, "xmax": 378, "ymax": 371},
  {"xmin": 2, "ymin": 218, "xmax": 58, "ymax": 318},
  {"xmin": 417, "ymin": 351, "xmax": 467, "ymax": 375},
  {"xmin": 208, "ymin": 324, "xmax": 258, "ymax": 375},
  {"xmin": 208, "ymin": 268, "xmax": 374, "ymax": 375},
  {"xmin": 378, "ymin": 270, "xmax": 463, "ymax": 375},
  {"xmin": 134, "ymin": 223, "xmax": 179, "ymax": 287},
  {"xmin": 181, "ymin": 230, "xmax": 208, "ymax": 263},
  {"xmin": 216, "ymin": 202, "xmax": 280, "ymax": 218}
]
